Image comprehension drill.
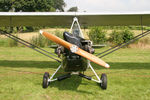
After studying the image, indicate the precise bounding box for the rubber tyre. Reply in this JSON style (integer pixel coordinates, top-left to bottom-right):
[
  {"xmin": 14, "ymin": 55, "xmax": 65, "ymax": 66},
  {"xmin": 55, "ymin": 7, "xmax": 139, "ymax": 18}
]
[
  {"xmin": 100, "ymin": 73, "xmax": 107, "ymax": 90},
  {"xmin": 42, "ymin": 72, "xmax": 49, "ymax": 88}
]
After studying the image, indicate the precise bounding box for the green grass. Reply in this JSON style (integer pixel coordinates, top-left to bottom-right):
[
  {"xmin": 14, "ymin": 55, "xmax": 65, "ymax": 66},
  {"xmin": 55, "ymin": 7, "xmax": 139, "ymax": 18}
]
[
  {"xmin": 0, "ymin": 38, "xmax": 9, "ymax": 47},
  {"xmin": 0, "ymin": 47, "xmax": 150, "ymax": 100}
]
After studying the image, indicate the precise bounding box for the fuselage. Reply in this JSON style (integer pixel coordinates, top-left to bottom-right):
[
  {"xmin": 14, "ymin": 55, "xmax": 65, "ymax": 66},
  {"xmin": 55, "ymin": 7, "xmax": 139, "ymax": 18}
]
[
  {"xmin": 62, "ymin": 49, "xmax": 88, "ymax": 72},
  {"xmin": 55, "ymin": 32, "xmax": 93, "ymax": 72}
]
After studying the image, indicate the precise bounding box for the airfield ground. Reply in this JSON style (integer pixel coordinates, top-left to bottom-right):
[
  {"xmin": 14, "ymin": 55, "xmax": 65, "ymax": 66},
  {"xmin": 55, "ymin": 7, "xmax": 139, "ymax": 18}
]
[{"xmin": 0, "ymin": 47, "xmax": 150, "ymax": 100}]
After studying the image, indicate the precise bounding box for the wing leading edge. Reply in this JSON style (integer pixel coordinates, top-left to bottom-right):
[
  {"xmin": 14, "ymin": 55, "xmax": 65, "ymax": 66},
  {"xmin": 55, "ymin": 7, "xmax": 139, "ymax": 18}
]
[{"xmin": 0, "ymin": 12, "xmax": 150, "ymax": 26}]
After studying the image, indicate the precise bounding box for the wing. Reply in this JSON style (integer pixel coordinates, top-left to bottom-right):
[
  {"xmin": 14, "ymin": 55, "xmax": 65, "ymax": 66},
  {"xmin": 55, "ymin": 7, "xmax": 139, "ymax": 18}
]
[{"xmin": 0, "ymin": 12, "xmax": 150, "ymax": 26}]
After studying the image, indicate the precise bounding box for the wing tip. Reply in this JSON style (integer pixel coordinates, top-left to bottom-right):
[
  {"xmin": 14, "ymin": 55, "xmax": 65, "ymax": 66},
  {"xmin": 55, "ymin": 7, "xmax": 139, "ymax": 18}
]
[
  {"xmin": 105, "ymin": 64, "xmax": 110, "ymax": 68},
  {"xmin": 39, "ymin": 30, "xmax": 43, "ymax": 35}
]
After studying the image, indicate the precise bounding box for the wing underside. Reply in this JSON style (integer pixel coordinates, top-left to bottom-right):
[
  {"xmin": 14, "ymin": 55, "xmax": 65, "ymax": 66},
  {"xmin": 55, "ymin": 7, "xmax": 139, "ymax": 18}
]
[{"xmin": 0, "ymin": 12, "xmax": 150, "ymax": 26}]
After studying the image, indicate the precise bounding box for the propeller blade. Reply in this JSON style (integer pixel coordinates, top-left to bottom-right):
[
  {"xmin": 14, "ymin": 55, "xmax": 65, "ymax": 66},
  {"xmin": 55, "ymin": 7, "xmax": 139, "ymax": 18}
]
[
  {"xmin": 40, "ymin": 30, "xmax": 110, "ymax": 68},
  {"xmin": 75, "ymin": 48, "xmax": 110, "ymax": 68}
]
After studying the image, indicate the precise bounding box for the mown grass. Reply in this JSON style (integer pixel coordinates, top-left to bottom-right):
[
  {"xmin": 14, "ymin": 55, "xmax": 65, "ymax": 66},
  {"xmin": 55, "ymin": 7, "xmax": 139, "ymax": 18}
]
[
  {"xmin": 0, "ymin": 47, "xmax": 150, "ymax": 100},
  {"xmin": 0, "ymin": 38, "xmax": 9, "ymax": 47}
]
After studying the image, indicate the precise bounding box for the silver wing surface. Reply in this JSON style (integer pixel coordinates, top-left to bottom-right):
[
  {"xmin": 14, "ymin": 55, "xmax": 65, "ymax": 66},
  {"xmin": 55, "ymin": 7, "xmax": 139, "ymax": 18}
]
[{"xmin": 0, "ymin": 12, "xmax": 150, "ymax": 26}]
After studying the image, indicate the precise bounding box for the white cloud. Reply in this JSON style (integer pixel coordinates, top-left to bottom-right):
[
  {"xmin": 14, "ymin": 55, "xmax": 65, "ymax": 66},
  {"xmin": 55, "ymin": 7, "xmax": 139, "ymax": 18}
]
[{"xmin": 64, "ymin": 0, "xmax": 150, "ymax": 12}]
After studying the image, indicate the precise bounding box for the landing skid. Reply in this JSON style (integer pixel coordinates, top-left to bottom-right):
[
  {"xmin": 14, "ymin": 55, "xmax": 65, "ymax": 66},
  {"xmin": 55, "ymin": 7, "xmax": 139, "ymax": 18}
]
[{"xmin": 42, "ymin": 61, "xmax": 107, "ymax": 90}]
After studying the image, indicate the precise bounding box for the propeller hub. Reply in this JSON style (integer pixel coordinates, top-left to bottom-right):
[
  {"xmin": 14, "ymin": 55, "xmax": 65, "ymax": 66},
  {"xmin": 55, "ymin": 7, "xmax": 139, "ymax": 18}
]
[{"xmin": 70, "ymin": 45, "xmax": 78, "ymax": 53}]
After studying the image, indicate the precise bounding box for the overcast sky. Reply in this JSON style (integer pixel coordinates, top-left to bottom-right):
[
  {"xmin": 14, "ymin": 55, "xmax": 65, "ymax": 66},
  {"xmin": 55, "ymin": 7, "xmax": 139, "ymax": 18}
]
[{"xmin": 64, "ymin": 0, "xmax": 150, "ymax": 12}]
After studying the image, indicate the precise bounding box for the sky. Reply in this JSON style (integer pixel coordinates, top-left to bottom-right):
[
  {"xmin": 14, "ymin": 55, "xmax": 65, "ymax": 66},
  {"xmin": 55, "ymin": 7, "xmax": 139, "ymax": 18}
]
[{"xmin": 64, "ymin": 0, "xmax": 150, "ymax": 12}]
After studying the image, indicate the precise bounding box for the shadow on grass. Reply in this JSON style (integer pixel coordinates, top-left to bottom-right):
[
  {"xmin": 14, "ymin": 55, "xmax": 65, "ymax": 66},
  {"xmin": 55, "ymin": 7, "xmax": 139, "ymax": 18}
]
[
  {"xmin": 0, "ymin": 60, "xmax": 150, "ymax": 70},
  {"xmin": 0, "ymin": 60, "xmax": 59, "ymax": 69},
  {"xmin": 48, "ymin": 75, "xmax": 94, "ymax": 94}
]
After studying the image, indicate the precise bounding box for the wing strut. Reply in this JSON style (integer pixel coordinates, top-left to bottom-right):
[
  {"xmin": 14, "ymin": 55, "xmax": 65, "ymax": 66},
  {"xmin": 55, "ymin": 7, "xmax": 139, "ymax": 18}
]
[
  {"xmin": 96, "ymin": 30, "xmax": 150, "ymax": 58},
  {"xmin": 0, "ymin": 31, "xmax": 61, "ymax": 63}
]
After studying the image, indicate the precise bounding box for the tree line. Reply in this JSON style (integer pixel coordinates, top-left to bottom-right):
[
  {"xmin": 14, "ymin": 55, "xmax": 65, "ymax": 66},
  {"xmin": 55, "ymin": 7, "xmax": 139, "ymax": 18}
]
[{"xmin": 0, "ymin": 0, "xmax": 66, "ymax": 12}]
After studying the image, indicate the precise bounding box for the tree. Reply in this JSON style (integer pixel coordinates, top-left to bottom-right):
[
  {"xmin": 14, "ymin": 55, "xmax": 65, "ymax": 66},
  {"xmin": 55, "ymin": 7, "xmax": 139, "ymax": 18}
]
[
  {"xmin": 0, "ymin": 0, "xmax": 66, "ymax": 12},
  {"xmin": 53, "ymin": 0, "xmax": 66, "ymax": 12},
  {"xmin": 67, "ymin": 6, "xmax": 78, "ymax": 12}
]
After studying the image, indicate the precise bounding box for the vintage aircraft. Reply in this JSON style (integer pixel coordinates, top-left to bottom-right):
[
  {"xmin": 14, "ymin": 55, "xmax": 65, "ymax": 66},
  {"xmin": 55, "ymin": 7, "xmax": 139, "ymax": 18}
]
[{"xmin": 0, "ymin": 12, "xmax": 150, "ymax": 90}]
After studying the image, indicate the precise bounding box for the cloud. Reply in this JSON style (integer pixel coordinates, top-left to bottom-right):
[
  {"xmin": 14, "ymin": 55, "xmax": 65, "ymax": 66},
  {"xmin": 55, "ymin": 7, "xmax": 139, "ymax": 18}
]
[{"xmin": 64, "ymin": 0, "xmax": 150, "ymax": 12}]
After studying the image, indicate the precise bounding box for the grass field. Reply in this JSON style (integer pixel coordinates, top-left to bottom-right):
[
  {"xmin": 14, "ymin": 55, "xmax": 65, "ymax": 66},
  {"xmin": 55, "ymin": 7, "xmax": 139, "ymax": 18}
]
[{"xmin": 0, "ymin": 47, "xmax": 150, "ymax": 100}]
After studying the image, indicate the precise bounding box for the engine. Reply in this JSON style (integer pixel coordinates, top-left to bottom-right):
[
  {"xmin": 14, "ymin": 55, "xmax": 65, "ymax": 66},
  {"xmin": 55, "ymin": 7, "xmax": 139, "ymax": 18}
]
[{"xmin": 55, "ymin": 32, "xmax": 95, "ymax": 58}]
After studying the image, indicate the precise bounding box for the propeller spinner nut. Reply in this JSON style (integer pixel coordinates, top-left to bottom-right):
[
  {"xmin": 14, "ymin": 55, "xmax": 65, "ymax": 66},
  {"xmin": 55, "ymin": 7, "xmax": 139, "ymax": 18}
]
[{"xmin": 70, "ymin": 45, "xmax": 78, "ymax": 53}]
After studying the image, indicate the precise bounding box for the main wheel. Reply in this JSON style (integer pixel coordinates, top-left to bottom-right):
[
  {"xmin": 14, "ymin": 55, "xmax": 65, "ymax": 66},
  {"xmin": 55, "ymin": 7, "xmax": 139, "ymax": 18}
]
[
  {"xmin": 100, "ymin": 73, "xmax": 107, "ymax": 90},
  {"xmin": 42, "ymin": 72, "xmax": 49, "ymax": 88}
]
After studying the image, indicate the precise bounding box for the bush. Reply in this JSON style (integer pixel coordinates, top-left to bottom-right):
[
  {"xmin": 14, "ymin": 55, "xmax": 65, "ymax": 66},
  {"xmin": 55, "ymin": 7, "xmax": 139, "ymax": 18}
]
[
  {"xmin": 0, "ymin": 26, "xmax": 43, "ymax": 34},
  {"xmin": 30, "ymin": 34, "xmax": 56, "ymax": 47},
  {"xmin": 88, "ymin": 27, "xmax": 107, "ymax": 44},
  {"xmin": 109, "ymin": 30, "xmax": 124, "ymax": 45},
  {"xmin": 109, "ymin": 28, "xmax": 134, "ymax": 46},
  {"xmin": 31, "ymin": 34, "xmax": 47, "ymax": 47},
  {"xmin": 21, "ymin": 26, "xmax": 43, "ymax": 32},
  {"xmin": 122, "ymin": 29, "xmax": 134, "ymax": 42},
  {"xmin": 0, "ymin": 27, "xmax": 12, "ymax": 33},
  {"xmin": 30, "ymin": 30, "xmax": 63, "ymax": 47}
]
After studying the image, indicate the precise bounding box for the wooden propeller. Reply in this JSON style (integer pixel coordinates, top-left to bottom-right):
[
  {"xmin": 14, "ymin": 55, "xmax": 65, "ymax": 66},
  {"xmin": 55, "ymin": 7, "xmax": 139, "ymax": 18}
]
[{"xmin": 40, "ymin": 30, "xmax": 110, "ymax": 68}]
